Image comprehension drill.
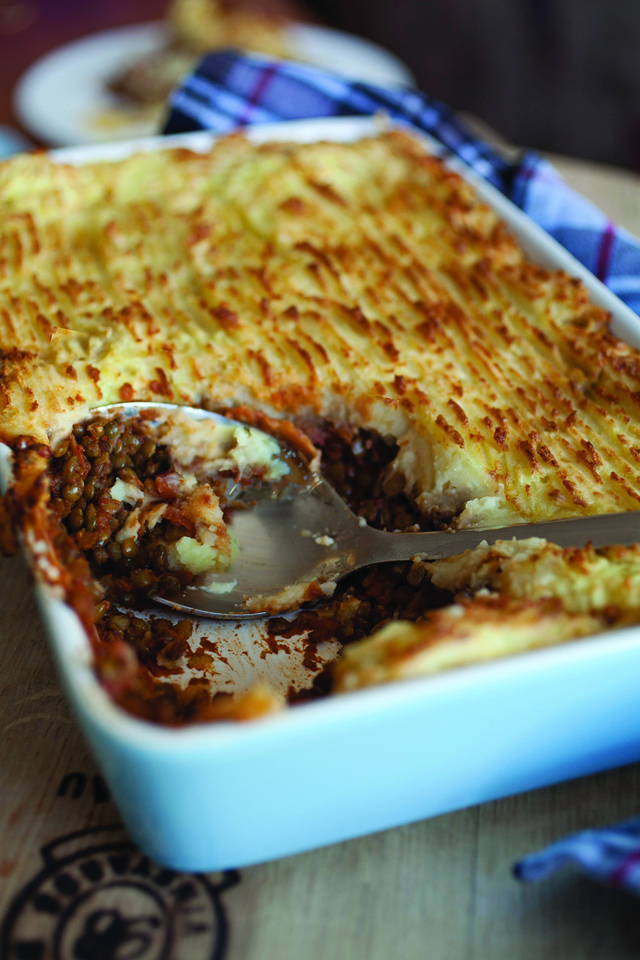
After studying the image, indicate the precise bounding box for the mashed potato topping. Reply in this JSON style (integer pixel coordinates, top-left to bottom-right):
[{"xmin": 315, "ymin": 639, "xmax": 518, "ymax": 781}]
[
  {"xmin": 103, "ymin": 409, "xmax": 287, "ymax": 578},
  {"xmin": 4, "ymin": 131, "xmax": 640, "ymax": 527},
  {"xmin": 154, "ymin": 410, "xmax": 289, "ymax": 484},
  {"xmin": 4, "ymin": 129, "xmax": 640, "ymax": 720},
  {"xmin": 334, "ymin": 539, "xmax": 640, "ymax": 691}
]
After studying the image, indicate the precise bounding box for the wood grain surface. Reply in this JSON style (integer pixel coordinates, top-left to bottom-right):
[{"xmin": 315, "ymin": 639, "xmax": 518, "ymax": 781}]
[{"xmin": 3, "ymin": 160, "xmax": 640, "ymax": 960}]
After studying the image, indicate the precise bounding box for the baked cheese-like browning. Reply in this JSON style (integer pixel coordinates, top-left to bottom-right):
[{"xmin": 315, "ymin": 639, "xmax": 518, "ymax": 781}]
[
  {"xmin": 426, "ymin": 537, "xmax": 640, "ymax": 617},
  {"xmin": 333, "ymin": 539, "xmax": 640, "ymax": 691},
  {"xmin": 333, "ymin": 597, "xmax": 601, "ymax": 691},
  {"xmin": 3, "ymin": 130, "xmax": 640, "ymax": 530}
]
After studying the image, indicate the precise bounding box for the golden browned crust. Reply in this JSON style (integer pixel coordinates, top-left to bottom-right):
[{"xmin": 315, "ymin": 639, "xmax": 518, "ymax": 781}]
[
  {"xmin": 2, "ymin": 130, "xmax": 640, "ymax": 528},
  {"xmin": 333, "ymin": 538, "xmax": 640, "ymax": 691},
  {"xmin": 6, "ymin": 130, "xmax": 640, "ymax": 719},
  {"xmin": 333, "ymin": 594, "xmax": 601, "ymax": 692},
  {"xmin": 426, "ymin": 537, "xmax": 640, "ymax": 618}
]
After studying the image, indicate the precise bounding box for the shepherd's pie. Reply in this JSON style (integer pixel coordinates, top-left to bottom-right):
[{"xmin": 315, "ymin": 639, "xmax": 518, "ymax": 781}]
[{"xmin": 3, "ymin": 130, "xmax": 640, "ymax": 722}]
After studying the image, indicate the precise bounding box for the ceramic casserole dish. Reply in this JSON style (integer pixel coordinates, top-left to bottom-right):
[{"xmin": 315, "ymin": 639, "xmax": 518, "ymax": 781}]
[{"xmin": 4, "ymin": 116, "xmax": 640, "ymax": 871}]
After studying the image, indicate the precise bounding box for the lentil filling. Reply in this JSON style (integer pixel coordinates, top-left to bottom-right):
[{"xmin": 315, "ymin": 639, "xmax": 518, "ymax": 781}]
[
  {"xmin": 49, "ymin": 413, "xmax": 202, "ymax": 611},
  {"xmin": 40, "ymin": 412, "xmax": 454, "ymax": 721}
]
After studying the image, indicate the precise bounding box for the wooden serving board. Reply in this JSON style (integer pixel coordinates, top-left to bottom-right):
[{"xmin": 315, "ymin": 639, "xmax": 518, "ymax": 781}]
[{"xmin": 4, "ymin": 153, "xmax": 640, "ymax": 959}]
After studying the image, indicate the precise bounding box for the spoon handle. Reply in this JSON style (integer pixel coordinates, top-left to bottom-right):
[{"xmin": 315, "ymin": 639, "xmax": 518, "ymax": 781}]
[{"xmin": 359, "ymin": 511, "xmax": 640, "ymax": 565}]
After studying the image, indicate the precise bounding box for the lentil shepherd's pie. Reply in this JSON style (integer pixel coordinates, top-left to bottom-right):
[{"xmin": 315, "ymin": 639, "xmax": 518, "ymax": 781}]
[{"xmin": 3, "ymin": 129, "xmax": 640, "ymax": 723}]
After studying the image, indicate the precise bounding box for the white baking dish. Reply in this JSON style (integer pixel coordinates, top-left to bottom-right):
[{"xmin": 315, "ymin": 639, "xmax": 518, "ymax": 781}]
[{"xmin": 8, "ymin": 116, "xmax": 640, "ymax": 871}]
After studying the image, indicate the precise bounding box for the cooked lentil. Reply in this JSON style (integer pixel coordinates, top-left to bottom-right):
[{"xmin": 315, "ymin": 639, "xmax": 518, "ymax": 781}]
[{"xmin": 46, "ymin": 411, "xmax": 456, "ymax": 713}]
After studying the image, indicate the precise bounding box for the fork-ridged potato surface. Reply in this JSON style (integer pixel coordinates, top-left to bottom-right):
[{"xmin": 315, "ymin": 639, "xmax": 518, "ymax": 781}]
[{"xmin": 2, "ymin": 130, "xmax": 640, "ymax": 525}]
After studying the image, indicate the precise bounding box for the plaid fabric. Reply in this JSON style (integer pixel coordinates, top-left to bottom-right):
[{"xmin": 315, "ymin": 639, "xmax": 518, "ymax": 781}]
[
  {"xmin": 164, "ymin": 51, "xmax": 640, "ymax": 317},
  {"xmin": 514, "ymin": 819, "xmax": 640, "ymax": 894}
]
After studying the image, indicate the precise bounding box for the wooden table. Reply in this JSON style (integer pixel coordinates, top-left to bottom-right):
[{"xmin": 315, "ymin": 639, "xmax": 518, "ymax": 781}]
[{"xmin": 4, "ymin": 17, "xmax": 640, "ymax": 960}]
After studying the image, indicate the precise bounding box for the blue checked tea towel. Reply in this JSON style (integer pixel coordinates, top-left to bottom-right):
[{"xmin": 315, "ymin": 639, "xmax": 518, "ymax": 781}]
[
  {"xmin": 163, "ymin": 50, "xmax": 640, "ymax": 318},
  {"xmin": 514, "ymin": 819, "xmax": 640, "ymax": 894},
  {"xmin": 164, "ymin": 51, "xmax": 640, "ymax": 894}
]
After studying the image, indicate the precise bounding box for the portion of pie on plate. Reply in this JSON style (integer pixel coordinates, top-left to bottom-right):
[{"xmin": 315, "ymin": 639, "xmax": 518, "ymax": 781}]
[
  {"xmin": 104, "ymin": 0, "xmax": 299, "ymax": 131},
  {"xmin": 3, "ymin": 128, "xmax": 640, "ymax": 724}
]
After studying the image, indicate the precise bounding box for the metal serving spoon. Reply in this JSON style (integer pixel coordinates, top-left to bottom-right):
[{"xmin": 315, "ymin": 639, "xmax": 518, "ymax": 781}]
[{"xmin": 94, "ymin": 402, "xmax": 640, "ymax": 619}]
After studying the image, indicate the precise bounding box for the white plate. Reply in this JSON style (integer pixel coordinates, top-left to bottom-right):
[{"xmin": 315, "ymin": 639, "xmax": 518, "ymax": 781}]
[
  {"xmin": 8, "ymin": 116, "xmax": 640, "ymax": 873},
  {"xmin": 13, "ymin": 21, "xmax": 415, "ymax": 147}
]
